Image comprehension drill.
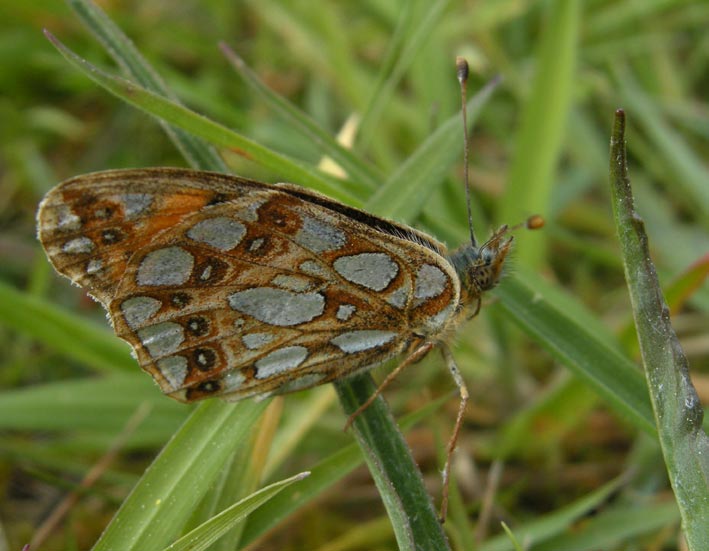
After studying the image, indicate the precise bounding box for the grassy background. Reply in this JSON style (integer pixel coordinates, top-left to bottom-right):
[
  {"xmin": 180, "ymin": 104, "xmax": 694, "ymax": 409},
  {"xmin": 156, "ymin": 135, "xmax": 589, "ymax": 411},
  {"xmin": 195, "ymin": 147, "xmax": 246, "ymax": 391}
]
[{"xmin": 1, "ymin": 1, "xmax": 708, "ymax": 550}]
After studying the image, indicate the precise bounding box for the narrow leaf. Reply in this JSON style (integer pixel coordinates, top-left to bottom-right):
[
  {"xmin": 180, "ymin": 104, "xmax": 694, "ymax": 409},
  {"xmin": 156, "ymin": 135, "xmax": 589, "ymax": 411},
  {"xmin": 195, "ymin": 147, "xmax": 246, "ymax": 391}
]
[
  {"xmin": 161, "ymin": 472, "xmax": 309, "ymax": 551},
  {"xmin": 68, "ymin": 0, "xmax": 227, "ymax": 171},
  {"xmin": 609, "ymin": 109, "xmax": 709, "ymax": 550},
  {"xmin": 502, "ymin": 0, "xmax": 580, "ymax": 267},
  {"xmin": 334, "ymin": 375, "xmax": 450, "ymax": 551}
]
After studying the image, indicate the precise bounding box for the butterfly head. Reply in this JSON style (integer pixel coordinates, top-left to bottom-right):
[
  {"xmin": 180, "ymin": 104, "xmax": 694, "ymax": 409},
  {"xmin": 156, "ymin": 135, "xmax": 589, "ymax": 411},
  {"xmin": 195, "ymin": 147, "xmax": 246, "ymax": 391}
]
[{"xmin": 449, "ymin": 225, "xmax": 512, "ymax": 307}]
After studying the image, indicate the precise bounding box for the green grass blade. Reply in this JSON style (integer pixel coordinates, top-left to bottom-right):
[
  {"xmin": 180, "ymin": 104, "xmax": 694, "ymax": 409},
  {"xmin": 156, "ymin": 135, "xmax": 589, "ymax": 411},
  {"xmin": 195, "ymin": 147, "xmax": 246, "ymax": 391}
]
[
  {"xmin": 334, "ymin": 375, "xmax": 449, "ymax": 551},
  {"xmin": 219, "ymin": 43, "xmax": 382, "ymax": 191},
  {"xmin": 495, "ymin": 271, "xmax": 656, "ymax": 435},
  {"xmin": 0, "ymin": 375, "xmax": 184, "ymax": 436},
  {"xmin": 609, "ymin": 109, "xmax": 709, "ymax": 550},
  {"xmin": 480, "ymin": 475, "xmax": 626, "ymax": 551},
  {"xmin": 92, "ymin": 399, "xmax": 268, "ymax": 551},
  {"xmin": 501, "ymin": 0, "xmax": 580, "ymax": 267},
  {"xmin": 0, "ymin": 280, "xmax": 133, "ymax": 373},
  {"xmin": 161, "ymin": 472, "xmax": 309, "ymax": 551},
  {"xmin": 67, "ymin": 0, "xmax": 227, "ymax": 172},
  {"xmin": 43, "ymin": 30, "xmax": 358, "ymax": 205}
]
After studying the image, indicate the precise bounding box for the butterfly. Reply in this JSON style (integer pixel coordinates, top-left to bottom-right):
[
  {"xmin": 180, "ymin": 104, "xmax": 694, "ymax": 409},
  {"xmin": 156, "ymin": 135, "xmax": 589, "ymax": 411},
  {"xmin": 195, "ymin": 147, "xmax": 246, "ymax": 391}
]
[
  {"xmin": 37, "ymin": 167, "xmax": 512, "ymax": 403},
  {"xmin": 36, "ymin": 58, "xmax": 530, "ymax": 520}
]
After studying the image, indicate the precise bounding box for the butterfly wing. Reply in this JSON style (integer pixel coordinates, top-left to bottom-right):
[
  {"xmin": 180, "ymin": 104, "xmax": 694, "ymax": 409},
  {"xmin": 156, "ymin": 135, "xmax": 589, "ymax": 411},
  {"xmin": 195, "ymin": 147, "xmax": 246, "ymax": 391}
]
[{"xmin": 38, "ymin": 168, "xmax": 460, "ymax": 402}]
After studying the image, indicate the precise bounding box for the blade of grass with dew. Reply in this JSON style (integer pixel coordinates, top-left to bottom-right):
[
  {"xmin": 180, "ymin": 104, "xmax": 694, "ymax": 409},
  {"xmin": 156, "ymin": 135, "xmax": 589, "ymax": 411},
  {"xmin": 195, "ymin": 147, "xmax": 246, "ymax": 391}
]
[
  {"xmin": 43, "ymin": 31, "xmax": 359, "ymax": 205},
  {"xmin": 501, "ymin": 0, "xmax": 580, "ymax": 268},
  {"xmin": 67, "ymin": 0, "xmax": 227, "ymax": 172},
  {"xmin": 219, "ymin": 43, "xmax": 382, "ymax": 192},
  {"xmin": 0, "ymin": 280, "xmax": 133, "ymax": 373},
  {"xmin": 160, "ymin": 472, "xmax": 309, "ymax": 551},
  {"xmin": 92, "ymin": 399, "xmax": 267, "ymax": 551},
  {"xmin": 366, "ymin": 78, "xmax": 498, "ymax": 220},
  {"xmin": 609, "ymin": 109, "xmax": 709, "ymax": 549}
]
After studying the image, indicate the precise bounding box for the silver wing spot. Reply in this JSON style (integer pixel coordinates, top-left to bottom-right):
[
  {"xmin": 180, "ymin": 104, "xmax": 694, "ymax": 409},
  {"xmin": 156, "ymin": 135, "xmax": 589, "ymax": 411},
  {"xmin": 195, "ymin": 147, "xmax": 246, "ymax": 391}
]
[
  {"xmin": 137, "ymin": 247, "xmax": 194, "ymax": 286},
  {"xmin": 228, "ymin": 288, "xmax": 325, "ymax": 326},
  {"xmin": 333, "ymin": 253, "xmax": 399, "ymax": 291}
]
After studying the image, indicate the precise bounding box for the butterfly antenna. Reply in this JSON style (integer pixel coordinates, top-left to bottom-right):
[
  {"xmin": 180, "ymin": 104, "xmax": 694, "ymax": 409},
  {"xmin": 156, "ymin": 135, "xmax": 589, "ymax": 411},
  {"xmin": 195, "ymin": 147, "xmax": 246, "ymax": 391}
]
[{"xmin": 456, "ymin": 57, "xmax": 477, "ymax": 248}]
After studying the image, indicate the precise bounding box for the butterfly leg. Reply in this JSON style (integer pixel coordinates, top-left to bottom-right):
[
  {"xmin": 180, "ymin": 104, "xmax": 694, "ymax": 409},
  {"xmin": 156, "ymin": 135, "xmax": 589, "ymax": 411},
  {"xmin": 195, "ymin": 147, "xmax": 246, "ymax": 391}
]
[
  {"xmin": 439, "ymin": 343, "xmax": 469, "ymax": 522},
  {"xmin": 343, "ymin": 341, "xmax": 435, "ymax": 432}
]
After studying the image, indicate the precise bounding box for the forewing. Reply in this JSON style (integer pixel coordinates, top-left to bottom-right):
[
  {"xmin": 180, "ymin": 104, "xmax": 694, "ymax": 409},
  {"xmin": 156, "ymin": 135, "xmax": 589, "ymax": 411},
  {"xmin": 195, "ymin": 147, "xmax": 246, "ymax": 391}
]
[{"xmin": 37, "ymin": 168, "xmax": 269, "ymax": 305}]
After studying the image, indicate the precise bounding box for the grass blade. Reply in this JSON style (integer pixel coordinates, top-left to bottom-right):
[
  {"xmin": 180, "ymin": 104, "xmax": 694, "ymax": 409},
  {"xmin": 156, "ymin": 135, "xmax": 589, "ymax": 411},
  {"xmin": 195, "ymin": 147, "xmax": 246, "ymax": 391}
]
[
  {"xmin": 501, "ymin": 0, "xmax": 580, "ymax": 267},
  {"xmin": 609, "ymin": 109, "xmax": 709, "ymax": 550},
  {"xmin": 92, "ymin": 399, "xmax": 268, "ymax": 551},
  {"xmin": 161, "ymin": 472, "xmax": 309, "ymax": 551},
  {"xmin": 0, "ymin": 280, "xmax": 133, "ymax": 373},
  {"xmin": 495, "ymin": 270, "xmax": 656, "ymax": 436},
  {"xmin": 67, "ymin": 0, "xmax": 227, "ymax": 172},
  {"xmin": 334, "ymin": 375, "xmax": 450, "ymax": 551}
]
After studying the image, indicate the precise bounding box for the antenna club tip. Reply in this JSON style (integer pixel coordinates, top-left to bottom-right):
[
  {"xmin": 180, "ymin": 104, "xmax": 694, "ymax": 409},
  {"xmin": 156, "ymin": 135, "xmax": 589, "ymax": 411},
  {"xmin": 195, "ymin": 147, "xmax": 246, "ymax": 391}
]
[
  {"xmin": 526, "ymin": 215, "xmax": 545, "ymax": 230},
  {"xmin": 455, "ymin": 57, "xmax": 469, "ymax": 82}
]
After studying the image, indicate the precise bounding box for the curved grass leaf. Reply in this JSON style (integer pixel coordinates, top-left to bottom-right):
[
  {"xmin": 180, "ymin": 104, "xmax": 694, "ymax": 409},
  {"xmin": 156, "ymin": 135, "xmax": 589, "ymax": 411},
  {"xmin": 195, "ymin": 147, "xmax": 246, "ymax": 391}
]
[
  {"xmin": 67, "ymin": 0, "xmax": 227, "ymax": 172},
  {"xmin": 43, "ymin": 30, "xmax": 358, "ymax": 205},
  {"xmin": 161, "ymin": 472, "xmax": 309, "ymax": 551}
]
